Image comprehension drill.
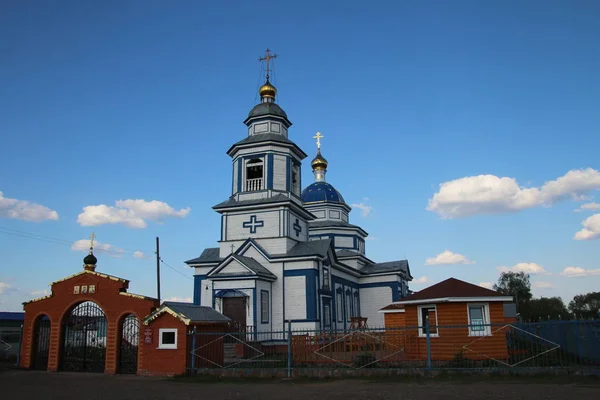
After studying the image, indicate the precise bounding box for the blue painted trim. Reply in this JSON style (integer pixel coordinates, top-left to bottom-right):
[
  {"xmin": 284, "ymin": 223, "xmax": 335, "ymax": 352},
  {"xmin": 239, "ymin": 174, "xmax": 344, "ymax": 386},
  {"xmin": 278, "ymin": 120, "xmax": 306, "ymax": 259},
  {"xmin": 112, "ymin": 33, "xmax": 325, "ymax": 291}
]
[
  {"xmin": 267, "ymin": 153, "xmax": 274, "ymax": 189},
  {"xmin": 252, "ymin": 288, "xmax": 257, "ymax": 340},
  {"xmin": 286, "ymin": 156, "xmax": 291, "ymax": 192},
  {"xmin": 237, "ymin": 159, "xmax": 242, "ymax": 193},
  {"xmin": 282, "ymin": 269, "xmax": 317, "ymax": 320},
  {"xmin": 288, "ymin": 319, "xmax": 320, "ymax": 323},
  {"xmin": 332, "ymin": 275, "xmax": 359, "ymax": 289},
  {"xmin": 260, "ymin": 289, "xmax": 269, "ymax": 324},
  {"xmin": 282, "ymin": 262, "xmax": 286, "ymax": 328},
  {"xmin": 193, "ymin": 275, "xmax": 207, "ymax": 305},
  {"xmin": 242, "ymin": 215, "xmax": 264, "ymax": 234}
]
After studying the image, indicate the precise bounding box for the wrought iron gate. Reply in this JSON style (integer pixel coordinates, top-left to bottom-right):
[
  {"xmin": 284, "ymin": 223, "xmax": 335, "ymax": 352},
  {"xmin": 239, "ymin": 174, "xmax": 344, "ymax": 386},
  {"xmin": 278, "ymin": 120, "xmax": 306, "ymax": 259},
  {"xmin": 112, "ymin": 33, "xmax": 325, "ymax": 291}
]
[
  {"xmin": 33, "ymin": 316, "xmax": 51, "ymax": 370},
  {"xmin": 61, "ymin": 301, "xmax": 107, "ymax": 372},
  {"xmin": 118, "ymin": 314, "xmax": 139, "ymax": 374}
]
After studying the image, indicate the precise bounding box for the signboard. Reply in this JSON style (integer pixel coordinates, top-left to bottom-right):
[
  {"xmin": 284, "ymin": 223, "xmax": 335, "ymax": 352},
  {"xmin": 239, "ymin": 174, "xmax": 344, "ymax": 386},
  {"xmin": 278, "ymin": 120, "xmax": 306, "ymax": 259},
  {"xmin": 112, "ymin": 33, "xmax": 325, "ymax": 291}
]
[{"xmin": 144, "ymin": 328, "xmax": 153, "ymax": 345}]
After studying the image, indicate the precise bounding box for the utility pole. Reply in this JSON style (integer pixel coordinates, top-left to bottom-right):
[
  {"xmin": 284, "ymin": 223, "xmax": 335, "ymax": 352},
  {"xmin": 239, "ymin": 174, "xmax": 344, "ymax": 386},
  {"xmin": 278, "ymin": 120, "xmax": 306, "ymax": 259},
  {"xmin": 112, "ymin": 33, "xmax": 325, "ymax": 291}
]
[{"xmin": 156, "ymin": 236, "xmax": 161, "ymax": 304}]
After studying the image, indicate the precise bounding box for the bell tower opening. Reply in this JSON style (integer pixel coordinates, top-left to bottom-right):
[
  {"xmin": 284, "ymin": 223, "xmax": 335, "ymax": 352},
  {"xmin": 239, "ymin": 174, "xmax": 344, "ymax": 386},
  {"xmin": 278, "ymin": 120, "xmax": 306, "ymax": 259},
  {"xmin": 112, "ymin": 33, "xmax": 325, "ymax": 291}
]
[{"xmin": 245, "ymin": 158, "xmax": 264, "ymax": 191}]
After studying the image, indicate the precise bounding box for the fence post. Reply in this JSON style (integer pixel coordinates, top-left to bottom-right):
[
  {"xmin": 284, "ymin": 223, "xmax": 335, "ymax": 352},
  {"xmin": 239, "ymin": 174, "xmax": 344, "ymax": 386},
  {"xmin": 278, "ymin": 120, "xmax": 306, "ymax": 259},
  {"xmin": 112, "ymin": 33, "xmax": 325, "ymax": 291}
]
[
  {"xmin": 425, "ymin": 316, "xmax": 432, "ymax": 369},
  {"xmin": 15, "ymin": 324, "xmax": 23, "ymax": 367},
  {"xmin": 287, "ymin": 321, "xmax": 292, "ymax": 378},
  {"xmin": 574, "ymin": 318, "xmax": 582, "ymax": 364},
  {"xmin": 191, "ymin": 326, "xmax": 197, "ymax": 373}
]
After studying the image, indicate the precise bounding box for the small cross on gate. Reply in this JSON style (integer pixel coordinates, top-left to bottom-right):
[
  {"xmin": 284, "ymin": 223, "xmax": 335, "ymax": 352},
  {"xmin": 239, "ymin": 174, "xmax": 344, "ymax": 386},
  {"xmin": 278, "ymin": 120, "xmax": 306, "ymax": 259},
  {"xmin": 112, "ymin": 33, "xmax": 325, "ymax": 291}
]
[
  {"xmin": 293, "ymin": 218, "xmax": 302, "ymax": 237},
  {"xmin": 242, "ymin": 215, "xmax": 264, "ymax": 234}
]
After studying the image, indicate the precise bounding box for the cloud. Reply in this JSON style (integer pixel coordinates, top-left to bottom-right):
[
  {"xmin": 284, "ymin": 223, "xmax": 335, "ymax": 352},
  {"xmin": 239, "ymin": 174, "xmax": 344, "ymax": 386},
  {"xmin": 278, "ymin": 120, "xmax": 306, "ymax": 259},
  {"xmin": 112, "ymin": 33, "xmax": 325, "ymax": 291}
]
[
  {"xmin": 77, "ymin": 199, "xmax": 190, "ymax": 228},
  {"xmin": 574, "ymin": 202, "xmax": 600, "ymax": 213},
  {"xmin": 0, "ymin": 282, "xmax": 12, "ymax": 296},
  {"xmin": 533, "ymin": 281, "xmax": 554, "ymax": 289},
  {"xmin": 427, "ymin": 168, "xmax": 600, "ymax": 219},
  {"xmin": 350, "ymin": 200, "xmax": 373, "ymax": 217},
  {"xmin": 497, "ymin": 262, "xmax": 547, "ymax": 275},
  {"xmin": 165, "ymin": 296, "xmax": 192, "ymax": 303},
  {"xmin": 425, "ymin": 250, "xmax": 474, "ymax": 265},
  {"xmin": 0, "ymin": 191, "xmax": 59, "ymax": 222},
  {"xmin": 133, "ymin": 251, "xmax": 147, "ymax": 259},
  {"xmin": 71, "ymin": 239, "xmax": 125, "ymax": 257},
  {"xmin": 31, "ymin": 289, "xmax": 50, "ymax": 297},
  {"xmin": 479, "ymin": 282, "xmax": 494, "ymax": 289},
  {"xmin": 412, "ymin": 276, "xmax": 429, "ymax": 284},
  {"xmin": 573, "ymin": 213, "xmax": 600, "ymax": 240},
  {"xmin": 560, "ymin": 266, "xmax": 600, "ymax": 278}
]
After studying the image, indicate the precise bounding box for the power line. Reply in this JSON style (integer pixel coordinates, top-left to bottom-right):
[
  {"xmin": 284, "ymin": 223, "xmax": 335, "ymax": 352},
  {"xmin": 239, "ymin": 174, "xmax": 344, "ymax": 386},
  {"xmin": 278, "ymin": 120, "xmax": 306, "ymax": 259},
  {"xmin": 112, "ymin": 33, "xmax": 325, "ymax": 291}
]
[{"xmin": 159, "ymin": 258, "xmax": 193, "ymax": 281}]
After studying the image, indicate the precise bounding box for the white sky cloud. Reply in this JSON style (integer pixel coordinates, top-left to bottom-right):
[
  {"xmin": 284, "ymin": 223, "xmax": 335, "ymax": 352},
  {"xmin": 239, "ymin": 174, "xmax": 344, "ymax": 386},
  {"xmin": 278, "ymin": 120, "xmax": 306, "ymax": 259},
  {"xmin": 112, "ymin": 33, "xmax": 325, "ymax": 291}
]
[
  {"xmin": 574, "ymin": 202, "xmax": 600, "ymax": 213},
  {"xmin": 497, "ymin": 262, "xmax": 547, "ymax": 274},
  {"xmin": 479, "ymin": 282, "xmax": 494, "ymax": 289},
  {"xmin": 425, "ymin": 250, "xmax": 474, "ymax": 265},
  {"xmin": 71, "ymin": 239, "xmax": 125, "ymax": 257},
  {"xmin": 561, "ymin": 266, "xmax": 600, "ymax": 278},
  {"xmin": 133, "ymin": 251, "xmax": 147, "ymax": 259},
  {"xmin": 31, "ymin": 289, "xmax": 50, "ymax": 297},
  {"xmin": 0, "ymin": 282, "xmax": 12, "ymax": 296},
  {"xmin": 165, "ymin": 296, "xmax": 192, "ymax": 303},
  {"xmin": 412, "ymin": 276, "xmax": 429, "ymax": 284},
  {"xmin": 427, "ymin": 168, "xmax": 600, "ymax": 219},
  {"xmin": 77, "ymin": 199, "xmax": 190, "ymax": 228},
  {"xmin": 573, "ymin": 213, "xmax": 600, "ymax": 241},
  {"xmin": 533, "ymin": 281, "xmax": 555, "ymax": 289},
  {"xmin": 0, "ymin": 191, "xmax": 59, "ymax": 222},
  {"xmin": 350, "ymin": 201, "xmax": 373, "ymax": 217}
]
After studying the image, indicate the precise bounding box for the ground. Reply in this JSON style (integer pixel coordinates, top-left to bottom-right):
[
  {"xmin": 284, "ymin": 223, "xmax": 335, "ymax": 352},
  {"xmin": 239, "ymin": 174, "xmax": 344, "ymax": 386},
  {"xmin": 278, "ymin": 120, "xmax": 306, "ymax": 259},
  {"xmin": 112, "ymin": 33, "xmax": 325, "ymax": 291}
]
[{"xmin": 1, "ymin": 368, "xmax": 599, "ymax": 399}]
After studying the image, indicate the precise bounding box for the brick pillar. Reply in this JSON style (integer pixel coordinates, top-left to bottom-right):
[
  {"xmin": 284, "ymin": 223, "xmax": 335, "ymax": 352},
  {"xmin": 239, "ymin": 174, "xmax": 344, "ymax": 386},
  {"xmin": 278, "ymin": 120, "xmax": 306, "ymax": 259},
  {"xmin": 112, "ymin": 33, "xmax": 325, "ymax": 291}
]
[
  {"xmin": 104, "ymin": 320, "xmax": 118, "ymax": 374},
  {"xmin": 20, "ymin": 317, "xmax": 32, "ymax": 368},
  {"xmin": 47, "ymin": 320, "xmax": 61, "ymax": 371}
]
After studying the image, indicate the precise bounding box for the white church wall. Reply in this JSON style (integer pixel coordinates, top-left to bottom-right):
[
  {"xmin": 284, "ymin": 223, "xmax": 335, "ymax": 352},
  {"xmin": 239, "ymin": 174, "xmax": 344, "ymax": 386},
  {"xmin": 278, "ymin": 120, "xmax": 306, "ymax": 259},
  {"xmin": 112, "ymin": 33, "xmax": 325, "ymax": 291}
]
[
  {"xmin": 232, "ymin": 158, "xmax": 239, "ymax": 194},
  {"xmin": 359, "ymin": 275, "xmax": 401, "ymax": 285},
  {"xmin": 284, "ymin": 276, "xmax": 306, "ymax": 320},
  {"xmin": 273, "ymin": 154, "xmax": 287, "ymax": 191},
  {"xmin": 255, "ymin": 280, "xmax": 273, "ymax": 333},
  {"xmin": 283, "ymin": 260, "xmax": 315, "ymax": 271},
  {"xmin": 360, "ymin": 286, "xmax": 391, "ymax": 327},
  {"xmin": 335, "ymin": 236, "xmax": 353, "ymax": 248},
  {"xmin": 287, "ymin": 210, "xmax": 308, "ymax": 241},
  {"xmin": 226, "ymin": 210, "xmax": 280, "ymax": 240}
]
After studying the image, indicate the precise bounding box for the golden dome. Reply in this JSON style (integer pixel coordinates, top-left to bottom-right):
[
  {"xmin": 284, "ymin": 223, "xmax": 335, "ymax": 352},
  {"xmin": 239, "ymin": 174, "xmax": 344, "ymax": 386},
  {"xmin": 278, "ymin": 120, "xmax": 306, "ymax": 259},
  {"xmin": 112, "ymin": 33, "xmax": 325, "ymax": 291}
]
[
  {"xmin": 259, "ymin": 80, "xmax": 277, "ymax": 99},
  {"xmin": 311, "ymin": 150, "xmax": 328, "ymax": 170}
]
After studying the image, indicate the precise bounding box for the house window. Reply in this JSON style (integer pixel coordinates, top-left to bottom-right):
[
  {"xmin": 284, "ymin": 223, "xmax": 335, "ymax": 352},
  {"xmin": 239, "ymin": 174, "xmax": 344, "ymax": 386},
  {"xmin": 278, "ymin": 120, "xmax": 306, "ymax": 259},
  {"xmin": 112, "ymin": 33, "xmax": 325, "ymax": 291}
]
[
  {"xmin": 323, "ymin": 268, "xmax": 330, "ymax": 290},
  {"xmin": 346, "ymin": 291, "xmax": 352, "ymax": 321},
  {"xmin": 353, "ymin": 292, "xmax": 360, "ymax": 317},
  {"xmin": 261, "ymin": 290, "xmax": 269, "ymax": 323},
  {"xmin": 245, "ymin": 158, "xmax": 264, "ymax": 191},
  {"xmin": 336, "ymin": 291, "xmax": 343, "ymax": 322},
  {"xmin": 323, "ymin": 304, "xmax": 331, "ymax": 327},
  {"xmin": 158, "ymin": 328, "xmax": 178, "ymax": 349},
  {"xmin": 467, "ymin": 303, "xmax": 491, "ymax": 336},
  {"xmin": 417, "ymin": 305, "xmax": 438, "ymax": 337},
  {"xmin": 291, "ymin": 163, "xmax": 300, "ymax": 194}
]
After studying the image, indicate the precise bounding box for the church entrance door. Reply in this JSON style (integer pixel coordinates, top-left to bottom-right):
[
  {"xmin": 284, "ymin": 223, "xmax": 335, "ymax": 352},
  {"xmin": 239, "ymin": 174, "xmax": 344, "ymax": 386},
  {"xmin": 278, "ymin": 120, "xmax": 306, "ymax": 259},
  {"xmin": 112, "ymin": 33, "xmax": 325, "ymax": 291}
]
[
  {"xmin": 222, "ymin": 297, "xmax": 247, "ymax": 331},
  {"xmin": 61, "ymin": 301, "xmax": 107, "ymax": 373}
]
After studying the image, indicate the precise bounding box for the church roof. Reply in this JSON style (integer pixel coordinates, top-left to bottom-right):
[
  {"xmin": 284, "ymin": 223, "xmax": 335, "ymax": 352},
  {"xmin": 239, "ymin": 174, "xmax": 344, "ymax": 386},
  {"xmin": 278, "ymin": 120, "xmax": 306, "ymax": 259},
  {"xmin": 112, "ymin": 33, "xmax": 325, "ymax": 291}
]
[
  {"xmin": 226, "ymin": 134, "xmax": 307, "ymax": 158},
  {"xmin": 213, "ymin": 194, "xmax": 293, "ymax": 210},
  {"xmin": 272, "ymin": 238, "xmax": 333, "ymax": 259},
  {"xmin": 231, "ymin": 255, "xmax": 277, "ymax": 280},
  {"xmin": 185, "ymin": 247, "xmax": 220, "ymax": 264},
  {"xmin": 361, "ymin": 260, "xmax": 411, "ymax": 276},
  {"xmin": 301, "ymin": 182, "xmax": 345, "ymax": 204},
  {"xmin": 144, "ymin": 301, "xmax": 230, "ymax": 326},
  {"xmin": 247, "ymin": 102, "xmax": 288, "ymax": 120}
]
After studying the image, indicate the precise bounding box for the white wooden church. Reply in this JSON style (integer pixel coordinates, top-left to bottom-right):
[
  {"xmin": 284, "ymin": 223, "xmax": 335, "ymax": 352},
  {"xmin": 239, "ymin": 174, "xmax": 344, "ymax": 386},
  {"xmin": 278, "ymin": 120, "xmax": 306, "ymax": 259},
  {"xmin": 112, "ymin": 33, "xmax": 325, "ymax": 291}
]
[{"xmin": 185, "ymin": 51, "xmax": 412, "ymax": 331}]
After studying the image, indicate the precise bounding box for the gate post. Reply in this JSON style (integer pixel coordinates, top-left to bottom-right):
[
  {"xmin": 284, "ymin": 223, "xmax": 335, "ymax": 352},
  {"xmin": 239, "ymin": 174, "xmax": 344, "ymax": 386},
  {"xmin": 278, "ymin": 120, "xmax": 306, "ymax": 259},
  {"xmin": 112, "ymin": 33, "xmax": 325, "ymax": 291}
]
[
  {"xmin": 16, "ymin": 324, "xmax": 23, "ymax": 367},
  {"xmin": 190, "ymin": 326, "xmax": 197, "ymax": 374},
  {"xmin": 425, "ymin": 316, "xmax": 432, "ymax": 370},
  {"xmin": 286, "ymin": 321, "xmax": 292, "ymax": 378}
]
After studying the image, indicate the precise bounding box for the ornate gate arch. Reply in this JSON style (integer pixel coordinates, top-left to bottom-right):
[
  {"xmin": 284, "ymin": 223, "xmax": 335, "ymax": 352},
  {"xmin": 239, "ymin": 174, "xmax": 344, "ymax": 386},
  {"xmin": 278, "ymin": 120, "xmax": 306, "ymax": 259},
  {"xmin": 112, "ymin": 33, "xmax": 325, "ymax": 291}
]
[
  {"xmin": 32, "ymin": 314, "xmax": 51, "ymax": 370},
  {"xmin": 61, "ymin": 301, "xmax": 107, "ymax": 372},
  {"xmin": 118, "ymin": 313, "xmax": 139, "ymax": 374}
]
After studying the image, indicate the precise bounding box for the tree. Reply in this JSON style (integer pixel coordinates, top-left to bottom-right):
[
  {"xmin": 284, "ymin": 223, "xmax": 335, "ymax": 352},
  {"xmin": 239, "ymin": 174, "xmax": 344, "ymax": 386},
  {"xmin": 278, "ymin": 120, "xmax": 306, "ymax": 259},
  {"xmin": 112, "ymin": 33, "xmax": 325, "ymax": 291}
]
[
  {"xmin": 526, "ymin": 297, "xmax": 570, "ymax": 321},
  {"xmin": 568, "ymin": 292, "xmax": 600, "ymax": 319},
  {"xmin": 493, "ymin": 271, "xmax": 532, "ymax": 316}
]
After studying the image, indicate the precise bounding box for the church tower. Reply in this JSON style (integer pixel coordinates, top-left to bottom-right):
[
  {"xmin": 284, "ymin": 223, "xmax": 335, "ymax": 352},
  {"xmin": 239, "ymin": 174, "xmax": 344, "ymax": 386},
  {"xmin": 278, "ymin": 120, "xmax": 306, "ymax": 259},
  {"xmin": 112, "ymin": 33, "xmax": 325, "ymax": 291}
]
[{"xmin": 213, "ymin": 49, "xmax": 315, "ymax": 257}]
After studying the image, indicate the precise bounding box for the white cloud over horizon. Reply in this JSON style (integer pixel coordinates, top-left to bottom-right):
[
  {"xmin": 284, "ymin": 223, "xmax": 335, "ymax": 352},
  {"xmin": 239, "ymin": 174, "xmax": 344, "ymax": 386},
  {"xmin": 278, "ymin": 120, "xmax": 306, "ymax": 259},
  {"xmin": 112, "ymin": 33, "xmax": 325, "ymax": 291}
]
[
  {"xmin": 425, "ymin": 250, "xmax": 474, "ymax": 265},
  {"xmin": 133, "ymin": 251, "xmax": 147, "ymax": 259},
  {"xmin": 0, "ymin": 282, "xmax": 12, "ymax": 296},
  {"xmin": 0, "ymin": 191, "xmax": 59, "ymax": 222},
  {"xmin": 412, "ymin": 276, "xmax": 429, "ymax": 284},
  {"xmin": 574, "ymin": 202, "xmax": 600, "ymax": 212},
  {"xmin": 427, "ymin": 168, "xmax": 600, "ymax": 219},
  {"xmin": 350, "ymin": 201, "xmax": 373, "ymax": 217},
  {"xmin": 561, "ymin": 266, "xmax": 600, "ymax": 278},
  {"xmin": 479, "ymin": 282, "xmax": 494, "ymax": 289},
  {"xmin": 533, "ymin": 281, "xmax": 555, "ymax": 289},
  {"xmin": 165, "ymin": 296, "xmax": 192, "ymax": 303},
  {"xmin": 573, "ymin": 213, "xmax": 600, "ymax": 240},
  {"xmin": 71, "ymin": 239, "xmax": 125, "ymax": 257},
  {"xmin": 77, "ymin": 199, "xmax": 190, "ymax": 228},
  {"xmin": 497, "ymin": 262, "xmax": 547, "ymax": 275}
]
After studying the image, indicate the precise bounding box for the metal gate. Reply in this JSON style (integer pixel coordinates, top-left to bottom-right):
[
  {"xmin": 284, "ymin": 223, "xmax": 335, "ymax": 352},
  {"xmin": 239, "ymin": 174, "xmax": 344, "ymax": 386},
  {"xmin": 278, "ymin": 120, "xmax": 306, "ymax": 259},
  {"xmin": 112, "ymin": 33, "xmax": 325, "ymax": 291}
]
[
  {"xmin": 118, "ymin": 314, "xmax": 139, "ymax": 374},
  {"xmin": 61, "ymin": 301, "xmax": 107, "ymax": 372},
  {"xmin": 32, "ymin": 316, "xmax": 51, "ymax": 370}
]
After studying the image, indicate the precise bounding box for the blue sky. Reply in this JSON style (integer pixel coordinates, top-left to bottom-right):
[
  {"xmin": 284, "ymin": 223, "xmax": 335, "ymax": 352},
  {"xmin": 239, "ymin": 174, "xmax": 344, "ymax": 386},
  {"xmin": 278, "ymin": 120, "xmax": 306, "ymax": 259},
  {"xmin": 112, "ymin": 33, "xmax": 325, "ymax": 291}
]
[{"xmin": 1, "ymin": 0, "xmax": 599, "ymax": 311}]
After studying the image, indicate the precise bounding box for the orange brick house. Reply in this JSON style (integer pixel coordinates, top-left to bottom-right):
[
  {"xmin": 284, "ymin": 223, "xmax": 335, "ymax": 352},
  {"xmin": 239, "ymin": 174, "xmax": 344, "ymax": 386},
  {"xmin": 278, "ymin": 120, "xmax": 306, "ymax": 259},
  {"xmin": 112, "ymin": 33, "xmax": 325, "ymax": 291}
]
[
  {"xmin": 380, "ymin": 278, "xmax": 515, "ymax": 362},
  {"xmin": 20, "ymin": 249, "xmax": 229, "ymax": 376}
]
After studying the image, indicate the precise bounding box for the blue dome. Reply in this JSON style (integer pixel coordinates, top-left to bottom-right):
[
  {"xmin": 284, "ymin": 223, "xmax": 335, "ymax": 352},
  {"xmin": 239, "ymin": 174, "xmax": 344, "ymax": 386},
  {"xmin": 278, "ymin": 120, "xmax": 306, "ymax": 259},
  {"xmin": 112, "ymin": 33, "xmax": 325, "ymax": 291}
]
[{"xmin": 301, "ymin": 182, "xmax": 345, "ymax": 203}]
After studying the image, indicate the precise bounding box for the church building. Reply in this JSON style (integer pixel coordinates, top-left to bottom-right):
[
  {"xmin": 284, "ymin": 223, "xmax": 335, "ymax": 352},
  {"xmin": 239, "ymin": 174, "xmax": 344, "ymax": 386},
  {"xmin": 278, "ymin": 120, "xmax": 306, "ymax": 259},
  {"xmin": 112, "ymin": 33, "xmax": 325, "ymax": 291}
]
[{"xmin": 185, "ymin": 50, "xmax": 412, "ymax": 331}]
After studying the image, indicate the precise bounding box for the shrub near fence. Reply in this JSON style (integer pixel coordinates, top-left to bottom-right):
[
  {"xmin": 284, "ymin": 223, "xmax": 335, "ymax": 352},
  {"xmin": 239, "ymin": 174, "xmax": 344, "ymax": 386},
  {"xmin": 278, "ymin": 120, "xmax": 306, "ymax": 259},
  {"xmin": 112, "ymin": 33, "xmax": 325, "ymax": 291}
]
[{"xmin": 186, "ymin": 320, "xmax": 600, "ymax": 376}]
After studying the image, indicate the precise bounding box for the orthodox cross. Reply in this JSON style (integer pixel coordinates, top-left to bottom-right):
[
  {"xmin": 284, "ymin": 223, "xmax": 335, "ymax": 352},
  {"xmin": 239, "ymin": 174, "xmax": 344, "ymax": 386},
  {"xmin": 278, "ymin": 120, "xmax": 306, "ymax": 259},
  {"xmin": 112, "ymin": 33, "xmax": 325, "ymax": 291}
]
[
  {"xmin": 293, "ymin": 218, "xmax": 302, "ymax": 237},
  {"xmin": 259, "ymin": 48, "xmax": 278, "ymax": 80},
  {"xmin": 242, "ymin": 215, "xmax": 264, "ymax": 234},
  {"xmin": 89, "ymin": 232, "xmax": 96, "ymax": 252},
  {"xmin": 314, "ymin": 132, "xmax": 324, "ymax": 150},
  {"xmin": 230, "ymin": 244, "xmax": 235, "ymax": 254}
]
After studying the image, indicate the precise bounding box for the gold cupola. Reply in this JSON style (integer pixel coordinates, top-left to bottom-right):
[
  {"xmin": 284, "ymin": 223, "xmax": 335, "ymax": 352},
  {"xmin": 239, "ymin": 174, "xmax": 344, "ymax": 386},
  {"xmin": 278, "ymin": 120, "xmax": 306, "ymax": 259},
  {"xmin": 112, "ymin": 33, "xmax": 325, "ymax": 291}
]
[
  {"xmin": 311, "ymin": 149, "xmax": 328, "ymax": 171},
  {"xmin": 259, "ymin": 79, "xmax": 277, "ymax": 100}
]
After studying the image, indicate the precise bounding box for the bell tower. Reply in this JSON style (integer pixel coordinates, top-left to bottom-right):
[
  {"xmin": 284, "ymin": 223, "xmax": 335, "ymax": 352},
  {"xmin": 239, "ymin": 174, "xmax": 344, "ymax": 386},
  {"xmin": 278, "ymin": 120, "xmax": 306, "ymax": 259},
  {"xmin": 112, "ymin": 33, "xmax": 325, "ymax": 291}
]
[{"xmin": 213, "ymin": 49, "xmax": 315, "ymax": 257}]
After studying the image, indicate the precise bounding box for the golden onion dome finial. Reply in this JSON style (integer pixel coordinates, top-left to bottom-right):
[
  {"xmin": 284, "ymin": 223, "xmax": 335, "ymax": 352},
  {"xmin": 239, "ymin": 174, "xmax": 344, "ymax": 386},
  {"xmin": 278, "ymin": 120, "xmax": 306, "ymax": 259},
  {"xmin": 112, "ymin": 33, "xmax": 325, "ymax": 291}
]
[
  {"xmin": 258, "ymin": 48, "xmax": 278, "ymax": 101},
  {"xmin": 311, "ymin": 132, "xmax": 328, "ymax": 171}
]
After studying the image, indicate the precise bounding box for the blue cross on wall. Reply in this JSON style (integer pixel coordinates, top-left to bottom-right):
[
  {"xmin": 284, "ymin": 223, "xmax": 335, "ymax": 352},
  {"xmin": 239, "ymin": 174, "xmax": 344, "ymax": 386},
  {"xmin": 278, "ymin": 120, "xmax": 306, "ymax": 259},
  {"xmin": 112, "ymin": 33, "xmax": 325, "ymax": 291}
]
[
  {"xmin": 293, "ymin": 218, "xmax": 302, "ymax": 237},
  {"xmin": 242, "ymin": 215, "xmax": 264, "ymax": 234}
]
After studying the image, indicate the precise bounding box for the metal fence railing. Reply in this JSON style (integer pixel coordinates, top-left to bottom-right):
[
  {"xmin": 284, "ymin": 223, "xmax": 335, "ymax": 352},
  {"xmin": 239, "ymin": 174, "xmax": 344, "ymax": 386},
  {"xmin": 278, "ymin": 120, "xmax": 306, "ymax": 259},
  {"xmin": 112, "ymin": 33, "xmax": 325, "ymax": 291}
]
[{"xmin": 185, "ymin": 320, "xmax": 600, "ymax": 376}]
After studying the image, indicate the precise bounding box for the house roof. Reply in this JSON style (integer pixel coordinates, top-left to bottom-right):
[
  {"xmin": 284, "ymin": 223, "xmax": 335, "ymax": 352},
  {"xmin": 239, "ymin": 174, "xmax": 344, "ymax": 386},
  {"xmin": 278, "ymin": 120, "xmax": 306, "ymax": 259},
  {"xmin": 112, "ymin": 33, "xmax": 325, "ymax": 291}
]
[
  {"xmin": 391, "ymin": 277, "xmax": 513, "ymax": 305},
  {"xmin": 143, "ymin": 301, "xmax": 230, "ymax": 326},
  {"xmin": 213, "ymin": 193, "xmax": 293, "ymax": 210},
  {"xmin": 379, "ymin": 304, "xmax": 405, "ymax": 314},
  {"xmin": 0, "ymin": 312, "xmax": 25, "ymax": 321},
  {"xmin": 185, "ymin": 247, "xmax": 221, "ymax": 264}
]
